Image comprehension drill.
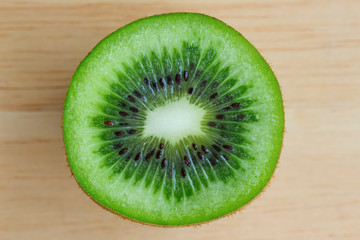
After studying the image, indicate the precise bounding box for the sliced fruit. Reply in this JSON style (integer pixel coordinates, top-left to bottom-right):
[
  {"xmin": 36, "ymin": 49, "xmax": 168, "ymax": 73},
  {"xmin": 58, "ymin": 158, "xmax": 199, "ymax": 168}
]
[{"xmin": 63, "ymin": 13, "xmax": 284, "ymax": 226}]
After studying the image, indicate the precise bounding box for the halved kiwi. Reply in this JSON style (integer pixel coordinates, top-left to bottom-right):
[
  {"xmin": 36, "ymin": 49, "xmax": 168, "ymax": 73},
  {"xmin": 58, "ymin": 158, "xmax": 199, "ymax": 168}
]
[{"xmin": 63, "ymin": 13, "xmax": 284, "ymax": 226}]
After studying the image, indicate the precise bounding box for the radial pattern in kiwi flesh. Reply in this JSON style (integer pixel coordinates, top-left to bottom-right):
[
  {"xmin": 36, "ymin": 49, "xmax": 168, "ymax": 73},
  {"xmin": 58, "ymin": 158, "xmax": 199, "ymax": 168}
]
[{"xmin": 63, "ymin": 13, "xmax": 284, "ymax": 226}]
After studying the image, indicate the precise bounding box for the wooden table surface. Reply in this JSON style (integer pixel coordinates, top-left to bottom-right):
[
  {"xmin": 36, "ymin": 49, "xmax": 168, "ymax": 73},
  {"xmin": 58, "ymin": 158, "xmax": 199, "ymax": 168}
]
[{"xmin": 1, "ymin": 0, "xmax": 359, "ymax": 239}]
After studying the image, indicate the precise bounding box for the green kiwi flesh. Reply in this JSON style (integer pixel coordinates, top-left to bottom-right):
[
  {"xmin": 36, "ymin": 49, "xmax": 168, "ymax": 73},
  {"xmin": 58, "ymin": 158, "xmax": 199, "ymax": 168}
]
[{"xmin": 63, "ymin": 13, "xmax": 284, "ymax": 226}]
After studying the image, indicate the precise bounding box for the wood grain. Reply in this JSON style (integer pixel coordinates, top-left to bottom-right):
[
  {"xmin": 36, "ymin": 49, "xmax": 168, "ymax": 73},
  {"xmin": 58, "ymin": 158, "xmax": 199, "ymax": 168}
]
[{"xmin": 1, "ymin": 0, "xmax": 359, "ymax": 239}]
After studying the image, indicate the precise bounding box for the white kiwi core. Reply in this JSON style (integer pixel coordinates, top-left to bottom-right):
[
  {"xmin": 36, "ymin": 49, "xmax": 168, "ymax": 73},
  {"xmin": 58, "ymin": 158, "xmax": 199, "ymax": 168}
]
[{"xmin": 143, "ymin": 98, "xmax": 206, "ymax": 145}]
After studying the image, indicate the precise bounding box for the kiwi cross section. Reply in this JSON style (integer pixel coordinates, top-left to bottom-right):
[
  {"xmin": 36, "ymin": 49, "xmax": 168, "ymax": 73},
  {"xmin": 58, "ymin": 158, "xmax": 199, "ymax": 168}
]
[
  {"xmin": 63, "ymin": 13, "xmax": 284, "ymax": 226},
  {"xmin": 95, "ymin": 42, "xmax": 255, "ymax": 202}
]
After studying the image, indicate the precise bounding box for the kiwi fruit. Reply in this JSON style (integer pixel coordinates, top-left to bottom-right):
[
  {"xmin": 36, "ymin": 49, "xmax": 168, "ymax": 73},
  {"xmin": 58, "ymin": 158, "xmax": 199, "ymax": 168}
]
[{"xmin": 63, "ymin": 13, "xmax": 284, "ymax": 226}]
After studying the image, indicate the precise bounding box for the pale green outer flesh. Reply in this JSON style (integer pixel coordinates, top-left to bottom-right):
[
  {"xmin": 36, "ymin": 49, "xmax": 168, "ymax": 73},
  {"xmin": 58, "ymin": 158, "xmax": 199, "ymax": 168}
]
[{"xmin": 63, "ymin": 13, "xmax": 284, "ymax": 225}]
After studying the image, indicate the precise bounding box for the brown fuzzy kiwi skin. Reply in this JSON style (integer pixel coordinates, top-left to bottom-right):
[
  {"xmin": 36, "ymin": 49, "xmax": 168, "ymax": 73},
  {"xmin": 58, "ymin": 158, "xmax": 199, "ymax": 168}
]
[{"xmin": 61, "ymin": 47, "xmax": 286, "ymax": 228}]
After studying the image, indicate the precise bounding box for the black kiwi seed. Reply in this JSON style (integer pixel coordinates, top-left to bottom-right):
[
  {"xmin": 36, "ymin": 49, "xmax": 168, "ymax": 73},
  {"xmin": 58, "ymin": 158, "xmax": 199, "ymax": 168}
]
[
  {"xmin": 200, "ymin": 80, "xmax": 207, "ymax": 87},
  {"xmin": 128, "ymin": 95, "xmax": 136, "ymax": 103},
  {"xmin": 216, "ymin": 114, "xmax": 225, "ymax": 120},
  {"xmin": 156, "ymin": 150, "xmax": 163, "ymax": 159},
  {"xmin": 207, "ymin": 122, "xmax": 216, "ymax": 127},
  {"xmin": 128, "ymin": 129, "xmax": 136, "ymax": 134},
  {"xmin": 119, "ymin": 122, "xmax": 129, "ymax": 126},
  {"xmin": 175, "ymin": 73, "xmax": 181, "ymax": 84},
  {"xmin": 130, "ymin": 107, "xmax": 139, "ymax": 113},
  {"xmin": 237, "ymin": 114, "xmax": 246, "ymax": 120},
  {"xmin": 119, "ymin": 148, "xmax": 128, "ymax": 155},
  {"xmin": 159, "ymin": 143, "xmax": 164, "ymax": 149},
  {"xmin": 133, "ymin": 90, "xmax": 142, "ymax": 98},
  {"xmin": 231, "ymin": 103, "xmax": 240, "ymax": 108},
  {"xmin": 197, "ymin": 152, "xmax": 204, "ymax": 160},
  {"xmin": 114, "ymin": 131, "xmax": 125, "ymax": 136},
  {"xmin": 219, "ymin": 124, "xmax": 226, "ymax": 129},
  {"xmin": 113, "ymin": 143, "xmax": 122, "ymax": 149},
  {"xmin": 152, "ymin": 81, "xmax": 158, "ymax": 91},
  {"xmin": 201, "ymin": 145, "xmax": 209, "ymax": 154},
  {"xmin": 213, "ymin": 153, "xmax": 219, "ymax": 160},
  {"xmin": 222, "ymin": 106, "xmax": 231, "ymax": 111},
  {"xmin": 192, "ymin": 143, "xmax": 198, "ymax": 150},
  {"xmin": 183, "ymin": 71, "xmax": 189, "ymax": 81},
  {"xmin": 119, "ymin": 102, "xmax": 126, "ymax": 107},
  {"xmin": 184, "ymin": 156, "xmax": 191, "ymax": 166},
  {"xmin": 144, "ymin": 78, "xmax": 149, "ymax": 86},
  {"xmin": 161, "ymin": 158, "xmax": 167, "ymax": 169},
  {"xmin": 104, "ymin": 120, "xmax": 114, "ymax": 126},
  {"xmin": 223, "ymin": 145, "xmax": 233, "ymax": 151},
  {"xmin": 126, "ymin": 153, "xmax": 133, "ymax": 161},
  {"xmin": 211, "ymin": 82, "xmax": 219, "ymax": 89},
  {"xmin": 166, "ymin": 76, "xmax": 172, "ymax": 85},
  {"xmin": 159, "ymin": 78, "xmax": 165, "ymax": 88},
  {"xmin": 119, "ymin": 111, "xmax": 129, "ymax": 117},
  {"xmin": 181, "ymin": 168, "xmax": 187, "ymax": 178},
  {"xmin": 191, "ymin": 156, "xmax": 197, "ymax": 165},
  {"xmin": 225, "ymin": 95, "xmax": 233, "ymax": 102},
  {"xmin": 145, "ymin": 150, "xmax": 155, "ymax": 160},
  {"xmin": 213, "ymin": 145, "xmax": 221, "ymax": 152},
  {"xmin": 209, "ymin": 159, "xmax": 217, "ymax": 166},
  {"xmin": 209, "ymin": 93, "xmax": 218, "ymax": 100},
  {"xmin": 135, "ymin": 152, "xmax": 142, "ymax": 161},
  {"xmin": 188, "ymin": 88, "xmax": 194, "ymax": 94}
]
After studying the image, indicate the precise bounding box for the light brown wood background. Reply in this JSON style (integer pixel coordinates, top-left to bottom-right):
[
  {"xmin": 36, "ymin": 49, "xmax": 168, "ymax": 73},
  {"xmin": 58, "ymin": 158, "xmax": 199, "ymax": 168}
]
[{"xmin": 1, "ymin": 0, "xmax": 359, "ymax": 239}]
